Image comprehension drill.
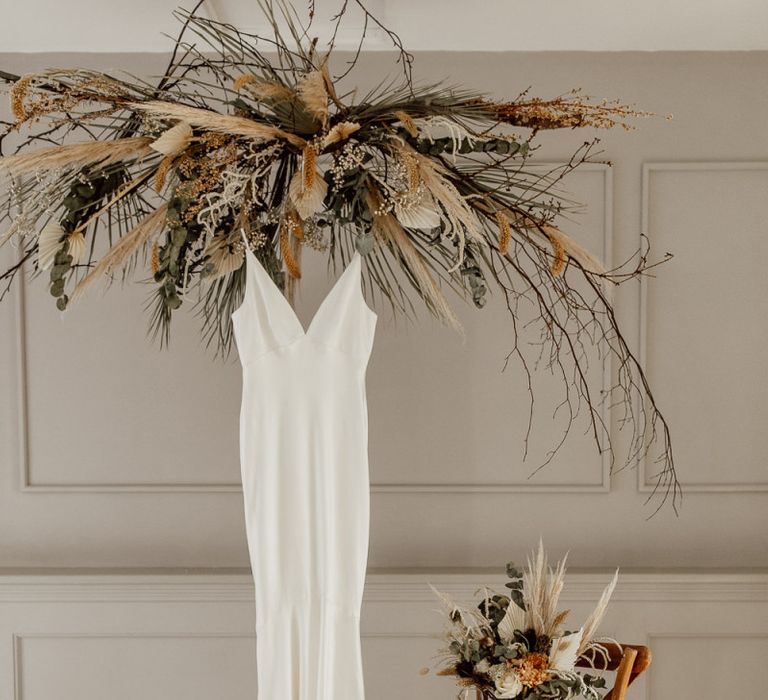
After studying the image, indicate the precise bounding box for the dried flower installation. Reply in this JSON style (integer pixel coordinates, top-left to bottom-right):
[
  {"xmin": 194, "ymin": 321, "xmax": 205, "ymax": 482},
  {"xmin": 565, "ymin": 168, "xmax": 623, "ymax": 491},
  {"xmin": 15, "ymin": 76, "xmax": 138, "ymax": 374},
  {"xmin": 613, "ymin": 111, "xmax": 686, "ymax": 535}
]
[
  {"xmin": 429, "ymin": 543, "xmax": 621, "ymax": 699},
  {"xmin": 0, "ymin": 1, "xmax": 678, "ymax": 509}
]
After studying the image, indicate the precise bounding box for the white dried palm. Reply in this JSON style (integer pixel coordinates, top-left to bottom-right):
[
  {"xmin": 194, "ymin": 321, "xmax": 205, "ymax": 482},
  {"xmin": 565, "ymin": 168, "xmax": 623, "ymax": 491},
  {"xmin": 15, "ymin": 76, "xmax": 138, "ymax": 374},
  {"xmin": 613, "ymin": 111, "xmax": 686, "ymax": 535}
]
[
  {"xmin": 66, "ymin": 230, "xmax": 86, "ymax": 266},
  {"xmin": 37, "ymin": 222, "xmax": 67, "ymax": 270},
  {"xmin": 288, "ymin": 170, "xmax": 328, "ymax": 220},
  {"xmin": 414, "ymin": 115, "xmax": 478, "ymax": 161},
  {"xmin": 203, "ymin": 234, "xmax": 245, "ymax": 280},
  {"xmin": 497, "ymin": 598, "xmax": 528, "ymax": 643},
  {"xmin": 549, "ymin": 628, "xmax": 583, "ymax": 671},
  {"xmin": 393, "ymin": 196, "xmax": 441, "ymax": 230},
  {"xmin": 322, "ymin": 121, "xmax": 361, "ymax": 148}
]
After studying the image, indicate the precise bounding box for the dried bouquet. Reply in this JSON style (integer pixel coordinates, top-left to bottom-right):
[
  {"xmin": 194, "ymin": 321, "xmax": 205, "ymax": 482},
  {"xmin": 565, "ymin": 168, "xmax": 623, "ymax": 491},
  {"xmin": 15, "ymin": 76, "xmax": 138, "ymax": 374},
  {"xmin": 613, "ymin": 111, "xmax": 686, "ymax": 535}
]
[
  {"xmin": 429, "ymin": 544, "xmax": 619, "ymax": 699},
  {"xmin": 0, "ymin": 1, "xmax": 677, "ymax": 507}
]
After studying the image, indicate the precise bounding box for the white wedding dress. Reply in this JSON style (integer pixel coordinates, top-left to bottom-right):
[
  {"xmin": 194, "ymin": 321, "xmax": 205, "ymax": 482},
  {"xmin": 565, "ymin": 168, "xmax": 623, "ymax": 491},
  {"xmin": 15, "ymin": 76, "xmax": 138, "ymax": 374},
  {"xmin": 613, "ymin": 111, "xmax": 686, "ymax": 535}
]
[{"xmin": 231, "ymin": 232, "xmax": 377, "ymax": 699}]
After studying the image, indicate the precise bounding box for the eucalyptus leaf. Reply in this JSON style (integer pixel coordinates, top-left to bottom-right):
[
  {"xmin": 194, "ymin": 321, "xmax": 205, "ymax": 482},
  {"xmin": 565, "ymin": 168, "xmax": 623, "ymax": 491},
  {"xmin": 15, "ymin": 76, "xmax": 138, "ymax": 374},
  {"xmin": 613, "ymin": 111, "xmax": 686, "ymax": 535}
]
[{"xmin": 355, "ymin": 232, "xmax": 376, "ymax": 256}]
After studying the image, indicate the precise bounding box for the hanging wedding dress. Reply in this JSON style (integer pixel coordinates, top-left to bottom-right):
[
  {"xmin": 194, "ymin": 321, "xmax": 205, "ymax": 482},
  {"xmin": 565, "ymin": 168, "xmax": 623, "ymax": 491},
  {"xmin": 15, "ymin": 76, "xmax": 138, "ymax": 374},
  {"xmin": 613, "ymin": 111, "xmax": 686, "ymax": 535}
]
[{"xmin": 231, "ymin": 232, "xmax": 377, "ymax": 699}]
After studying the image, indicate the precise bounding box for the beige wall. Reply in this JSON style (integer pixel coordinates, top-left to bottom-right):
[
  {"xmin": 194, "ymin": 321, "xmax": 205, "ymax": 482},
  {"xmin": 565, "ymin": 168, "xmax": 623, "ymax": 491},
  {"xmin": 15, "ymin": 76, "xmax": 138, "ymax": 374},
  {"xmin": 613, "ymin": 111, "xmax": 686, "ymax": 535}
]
[{"xmin": 1, "ymin": 51, "xmax": 767, "ymax": 698}]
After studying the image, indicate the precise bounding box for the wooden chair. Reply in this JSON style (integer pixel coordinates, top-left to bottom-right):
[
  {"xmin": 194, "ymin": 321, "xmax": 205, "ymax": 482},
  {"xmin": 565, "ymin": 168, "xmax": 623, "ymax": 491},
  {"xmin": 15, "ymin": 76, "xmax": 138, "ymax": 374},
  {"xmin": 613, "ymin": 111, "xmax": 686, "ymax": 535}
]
[{"xmin": 575, "ymin": 643, "xmax": 652, "ymax": 700}]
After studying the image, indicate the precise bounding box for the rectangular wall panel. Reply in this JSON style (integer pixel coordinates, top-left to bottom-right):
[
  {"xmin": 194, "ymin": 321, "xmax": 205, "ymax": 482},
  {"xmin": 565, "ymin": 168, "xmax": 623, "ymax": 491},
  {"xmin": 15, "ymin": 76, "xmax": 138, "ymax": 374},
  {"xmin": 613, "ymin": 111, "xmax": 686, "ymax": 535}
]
[
  {"xmin": 640, "ymin": 163, "xmax": 768, "ymax": 492},
  {"xmin": 15, "ymin": 634, "xmax": 257, "ymax": 700},
  {"xmin": 647, "ymin": 635, "xmax": 768, "ymax": 699},
  {"xmin": 367, "ymin": 164, "xmax": 613, "ymax": 492},
  {"xmin": 13, "ymin": 165, "xmax": 612, "ymax": 494}
]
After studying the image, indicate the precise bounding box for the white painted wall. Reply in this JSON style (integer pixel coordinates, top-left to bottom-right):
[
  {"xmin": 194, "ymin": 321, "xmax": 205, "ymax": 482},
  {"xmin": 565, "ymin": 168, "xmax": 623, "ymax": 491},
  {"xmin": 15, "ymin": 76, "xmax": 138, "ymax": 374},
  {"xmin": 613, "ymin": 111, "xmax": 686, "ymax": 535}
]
[
  {"xmin": 0, "ymin": 48, "xmax": 767, "ymax": 699},
  {"xmin": 1, "ymin": 0, "xmax": 768, "ymax": 52}
]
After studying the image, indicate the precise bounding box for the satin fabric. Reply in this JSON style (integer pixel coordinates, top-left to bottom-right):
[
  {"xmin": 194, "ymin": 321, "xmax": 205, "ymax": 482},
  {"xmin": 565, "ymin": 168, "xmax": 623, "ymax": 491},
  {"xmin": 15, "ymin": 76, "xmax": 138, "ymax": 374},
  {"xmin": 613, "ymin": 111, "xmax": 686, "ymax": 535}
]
[{"xmin": 232, "ymin": 235, "xmax": 377, "ymax": 699}]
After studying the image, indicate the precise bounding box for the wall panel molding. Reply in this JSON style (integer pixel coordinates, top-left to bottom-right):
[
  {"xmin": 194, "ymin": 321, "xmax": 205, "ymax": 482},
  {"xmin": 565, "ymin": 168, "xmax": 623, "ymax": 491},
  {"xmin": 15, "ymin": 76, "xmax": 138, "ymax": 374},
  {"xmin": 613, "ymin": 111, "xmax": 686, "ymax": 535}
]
[
  {"xmin": 14, "ymin": 164, "xmax": 614, "ymax": 496},
  {"xmin": 1, "ymin": 570, "xmax": 766, "ymax": 700},
  {"xmin": 638, "ymin": 161, "xmax": 768, "ymax": 494},
  {"xmin": 0, "ymin": 569, "xmax": 765, "ymax": 604}
]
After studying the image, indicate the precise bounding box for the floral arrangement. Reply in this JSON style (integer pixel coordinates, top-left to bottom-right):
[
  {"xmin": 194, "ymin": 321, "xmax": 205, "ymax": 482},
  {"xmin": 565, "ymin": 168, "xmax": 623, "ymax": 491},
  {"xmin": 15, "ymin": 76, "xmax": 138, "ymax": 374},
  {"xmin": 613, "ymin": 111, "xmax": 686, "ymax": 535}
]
[
  {"xmin": 429, "ymin": 544, "xmax": 619, "ymax": 699},
  {"xmin": 0, "ymin": 1, "xmax": 677, "ymax": 507}
]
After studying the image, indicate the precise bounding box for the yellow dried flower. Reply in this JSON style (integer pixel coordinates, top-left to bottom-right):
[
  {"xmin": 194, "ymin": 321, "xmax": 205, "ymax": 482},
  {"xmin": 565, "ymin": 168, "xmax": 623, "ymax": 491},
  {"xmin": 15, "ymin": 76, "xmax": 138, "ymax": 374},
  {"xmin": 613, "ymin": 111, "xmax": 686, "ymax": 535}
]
[
  {"xmin": 401, "ymin": 151, "xmax": 420, "ymax": 193},
  {"xmin": 394, "ymin": 110, "xmax": 418, "ymax": 137},
  {"xmin": 233, "ymin": 74, "xmax": 257, "ymax": 92},
  {"xmin": 280, "ymin": 224, "xmax": 301, "ymax": 279},
  {"xmin": 302, "ymin": 144, "xmax": 317, "ymax": 191},
  {"xmin": 10, "ymin": 75, "xmax": 32, "ymax": 122},
  {"xmin": 496, "ymin": 210, "xmax": 511, "ymax": 255},
  {"xmin": 288, "ymin": 211, "xmax": 305, "ymax": 241},
  {"xmin": 153, "ymin": 155, "xmax": 174, "ymax": 192},
  {"xmin": 548, "ymin": 231, "xmax": 566, "ymax": 277},
  {"xmin": 150, "ymin": 240, "xmax": 160, "ymax": 274},
  {"xmin": 484, "ymin": 89, "xmax": 652, "ymax": 131}
]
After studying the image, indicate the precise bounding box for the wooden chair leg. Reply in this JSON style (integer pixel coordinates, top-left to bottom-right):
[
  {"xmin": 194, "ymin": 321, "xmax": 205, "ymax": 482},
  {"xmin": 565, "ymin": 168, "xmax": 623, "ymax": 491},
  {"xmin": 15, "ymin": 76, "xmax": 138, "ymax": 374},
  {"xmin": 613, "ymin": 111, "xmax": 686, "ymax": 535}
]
[{"xmin": 603, "ymin": 647, "xmax": 638, "ymax": 700}]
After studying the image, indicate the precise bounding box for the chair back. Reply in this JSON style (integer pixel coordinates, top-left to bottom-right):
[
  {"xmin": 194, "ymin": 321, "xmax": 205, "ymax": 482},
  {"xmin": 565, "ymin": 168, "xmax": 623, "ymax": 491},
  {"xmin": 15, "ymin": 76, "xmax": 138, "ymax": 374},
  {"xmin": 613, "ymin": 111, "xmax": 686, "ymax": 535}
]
[{"xmin": 576, "ymin": 642, "xmax": 652, "ymax": 700}]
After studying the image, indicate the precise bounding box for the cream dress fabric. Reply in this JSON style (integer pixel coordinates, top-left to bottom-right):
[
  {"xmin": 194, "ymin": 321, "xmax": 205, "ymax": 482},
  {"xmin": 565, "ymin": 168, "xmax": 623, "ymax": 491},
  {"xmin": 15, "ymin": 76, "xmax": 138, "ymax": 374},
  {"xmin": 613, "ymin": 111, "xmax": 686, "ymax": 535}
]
[{"xmin": 231, "ymin": 233, "xmax": 377, "ymax": 699}]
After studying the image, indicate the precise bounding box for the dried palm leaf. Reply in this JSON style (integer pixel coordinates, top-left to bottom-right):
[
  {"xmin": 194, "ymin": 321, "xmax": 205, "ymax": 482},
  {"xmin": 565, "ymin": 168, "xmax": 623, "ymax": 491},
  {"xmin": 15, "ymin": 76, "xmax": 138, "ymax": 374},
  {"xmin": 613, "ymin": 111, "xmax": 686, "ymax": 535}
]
[
  {"xmin": 202, "ymin": 234, "xmax": 245, "ymax": 280},
  {"xmin": 37, "ymin": 222, "xmax": 67, "ymax": 270},
  {"xmin": 288, "ymin": 169, "xmax": 328, "ymax": 220},
  {"xmin": 66, "ymin": 230, "xmax": 86, "ymax": 265},
  {"xmin": 322, "ymin": 121, "xmax": 361, "ymax": 148}
]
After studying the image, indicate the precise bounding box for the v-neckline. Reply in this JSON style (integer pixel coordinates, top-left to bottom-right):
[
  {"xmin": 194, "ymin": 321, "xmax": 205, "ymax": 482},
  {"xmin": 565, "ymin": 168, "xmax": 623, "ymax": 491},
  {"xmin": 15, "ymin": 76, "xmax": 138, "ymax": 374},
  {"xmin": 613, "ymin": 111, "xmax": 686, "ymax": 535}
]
[{"xmin": 242, "ymin": 245, "xmax": 361, "ymax": 338}]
